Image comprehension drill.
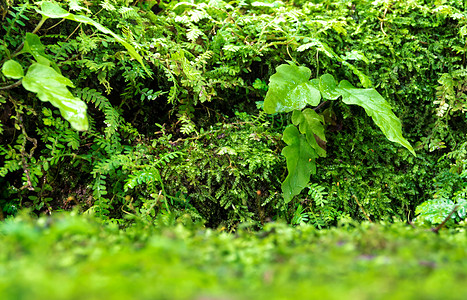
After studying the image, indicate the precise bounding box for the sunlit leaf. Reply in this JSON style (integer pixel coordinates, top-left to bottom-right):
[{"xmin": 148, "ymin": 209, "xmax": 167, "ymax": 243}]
[
  {"xmin": 38, "ymin": 1, "xmax": 69, "ymax": 18},
  {"xmin": 2, "ymin": 60, "xmax": 24, "ymax": 79},
  {"xmin": 319, "ymin": 74, "xmax": 341, "ymax": 100},
  {"xmin": 337, "ymin": 80, "xmax": 415, "ymax": 156},
  {"xmin": 21, "ymin": 33, "xmax": 60, "ymax": 72},
  {"xmin": 264, "ymin": 64, "xmax": 321, "ymax": 114},
  {"xmin": 281, "ymin": 125, "xmax": 317, "ymax": 203},
  {"xmin": 22, "ymin": 63, "xmax": 88, "ymax": 131}
]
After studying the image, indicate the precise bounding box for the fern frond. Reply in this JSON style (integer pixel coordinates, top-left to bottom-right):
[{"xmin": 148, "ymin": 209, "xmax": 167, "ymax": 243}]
[
  {"xmin": 118, "ymin": 7, "xmax": 139, "ymax": 20},
  {"xmin": 187, "ymin": 26, "xmax": 203, "ymax": 43},
  {"xmin": 2, "ymin": 3, "xmax": 30, "ymax": 46},
  {"xmin": 124, "ymin": 167, "xmax": 161, "ymax": 191},
  {"xmin": 100, "ymin": 0, "xmax": 116, "ymax": 11},
  {"xmin": 76, "ymin": 87, "xmax": 107, "ymax": 110},
  {"xmin": 308, "ymin": 183, "xmax": 328, "ymax": 207}
]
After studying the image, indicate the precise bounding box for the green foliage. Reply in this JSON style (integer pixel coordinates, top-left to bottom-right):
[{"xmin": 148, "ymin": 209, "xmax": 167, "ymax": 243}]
[
  {"xmin": 263, "ymin": 64, "xmax": 321, "ymax": 113},
  {"xmin": 160, "ymin": 113, "xmax": 284, "ymax": 228},
  {"xmin": 281, "ymin": 125, "xmax": 317, "ymax": 202},
  {"xmin": 264, "ymin": 63, "xmax": 415, "ymax": 202},
  {"xmin": 415, "ymin": 152, "xmax": 467, "ymax": 226},
  {"xmin": 36, "ymin": 2, "xmax": 149, "ymax": 76},
  {"xmin": 337, "ymin": 80, "xmax": 415, "ymax": 155},
  {"xmin": 2, "ymin": 213, "xmax": 467, "ymax": 299},
  {"xmin": 416, "ymin": 198, "xmax": 467, "ymax": 225},
  {"xmin": 1, "ymin": 0, "xmax": 467, "ymax": 226},
  {"xmin": 2, "ymin": 33, "xmax": 89, "ymax": 131},
  {"xmin": 1, "ymin": 1, "xmax": 150, "ymax": 131},
  {"xmin": 1, "ymin": 60, "xmax": 23, "ymax": 78}
]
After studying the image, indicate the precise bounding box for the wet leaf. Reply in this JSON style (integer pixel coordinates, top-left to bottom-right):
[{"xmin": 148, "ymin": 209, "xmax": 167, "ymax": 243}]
[
  {"xmin": 337, "ymin": 80, "xmax": 415, "ymax": 156},
  {"xmin": 263, "ymin": 64, "xmax": 321, "ymax": 114},
  {"xmin": 281, "ymin": 125, "xmax": 317, "ymax": 203},
  {"xmin": 292, "ymin": 109, "xmax": 327, "ymax": 157},
  {"xmin": 22, "ymin": 63, "xmax": 88, "ymax": 131},
  {"xmin": 319, "ymin": 74, "xmax": 341, "ymax": 100},
  {"xmin": 2, "ymin": 60, "xmax": 24, "ymax": 79}
]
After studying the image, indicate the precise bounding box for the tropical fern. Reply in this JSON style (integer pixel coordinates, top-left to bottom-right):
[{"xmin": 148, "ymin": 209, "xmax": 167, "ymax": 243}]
[
  {"xmin": 1, "ymin": 3, "xmax": 30, "ymax": 48},
  {"xmin": 308, "ymin": 183, "xmax": 328, "ymax": 207},
  {"xmin": 75, "ymin": 87, "xmax": 121, "ymax": 139}
]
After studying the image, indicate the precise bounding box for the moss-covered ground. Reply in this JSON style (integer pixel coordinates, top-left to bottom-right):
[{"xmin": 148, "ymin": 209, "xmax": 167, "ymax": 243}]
[{"xmin": 1, "ymin": 212, "xmax": 466, "ymax": 299}]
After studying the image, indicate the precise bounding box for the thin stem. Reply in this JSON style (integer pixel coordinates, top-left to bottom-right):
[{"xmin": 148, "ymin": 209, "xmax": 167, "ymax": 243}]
[
  {"xmin": 432, "ymin": 205, "xmax": 459, "ymax": 234},
  {"xmin": 313, "ymin": 100, "xmax": 328, "ymax": 112},
  {"xmin": 6, "ymin": 16, "xmax": 49, "ymax": 61},
  {"xmin": 352, "ymin": 195, "xmax": 372, "ymax": 223},
  {"xmin": 32, "ymin": 16, "xmax": 48, "ymax": 34},
  {"xmin": 0, "ymin": 79, "xmax": 22, "ymax": 90}
]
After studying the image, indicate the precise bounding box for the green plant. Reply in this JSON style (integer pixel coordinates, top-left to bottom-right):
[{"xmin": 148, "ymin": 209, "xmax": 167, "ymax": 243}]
[
  {"xmin": 415, "ymin": 152, "xmax": 467, "ymax": 226},
  {"xmin": 263, "ymin": 62, "xmax": 415, "ymax": 202},
  {"xmin": 1, "ymin": 1, "xmax": 149, "ymax": 131},
  {"xmin": 291, "ymin": 203, "xmax": 308, "ymax": 225},
  {"xmin": 3, "ymin": 212, "xmax": 467, "ymax": 299},
  {"xmin": 1, "ymin": 0, "xmax": 467, "ymax": 226}
]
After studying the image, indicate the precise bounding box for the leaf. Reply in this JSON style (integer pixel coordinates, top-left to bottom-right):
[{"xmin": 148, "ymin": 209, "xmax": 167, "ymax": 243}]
[
  {"xmin": 21, "ymin": 33, "xmax": 60, "ymax": 73},
  {"xmin": 22, "ymin": 63, "xmax": 88, "ymax": 131},
  {"xmin": 341, "ymin": 50, "xmax": 369, "ymax": 64},
  {"xmin": 2, "ymin": 60, "xmax": 24, "ymax": 79},
  {"xmin": 415, "ymin": 199, "xmax": 456, "ymax": 224},
  {"xmin": 38, "ymin": 1, "xmax": 70, "ymax": 18},
  {"xmin": 292, "ymin": 109, "xmax": 327, "ymax": 157},
  {"xmin": 22, "ymin": 33, "xmax": 46, "ymax": 60},
  {"xmin": 36, "ymin": 2, "xmax": 151, "ymax": 77},
  {"xmin": 319, "ymin": 74, "xmax": 341, "ymax": 100},
  {"xmin": 281, "ymin": 125, "xmax": 318, "ymax": 203},
  {"xmin": 263, "ymin": 64, "xmax": 321, "ymax": 114},
  {"xmin": 297, "ymin": 39, "xmax": 338, "ymax": 59},
  {"xmin": 336, "ymin": 80, "xmax": 415, "ymax": 156},
  {"xmin": 341, "ymin": 61, "xmax": 372, "ymax": 88}
]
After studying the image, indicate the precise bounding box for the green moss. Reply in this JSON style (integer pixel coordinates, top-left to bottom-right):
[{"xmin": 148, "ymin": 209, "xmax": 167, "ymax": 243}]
[{"xmin": 1, "ymin": 212, "xmax": 467, "ymax": 299}]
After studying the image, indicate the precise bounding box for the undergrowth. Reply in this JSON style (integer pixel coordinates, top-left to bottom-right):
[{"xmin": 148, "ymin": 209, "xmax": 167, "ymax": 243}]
[{"xmin": 1, "ymin": 0, "xmax": 467, "ymax": 227}]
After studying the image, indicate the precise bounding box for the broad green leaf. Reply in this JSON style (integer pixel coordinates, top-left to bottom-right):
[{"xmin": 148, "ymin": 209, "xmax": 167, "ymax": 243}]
[
  {"xmin": 39, "ymin": 1, "xmax": 70, "ymax": 18},
  {"xmin": 2, "ymin": 60, "xmax": 24, "ymax": 79},
  {"xmin": 22, "ymin": 63, "xmax": 88, "ymax": 131},
  {"xmin": 21, "ymin": 33, "xmax": 60, "ymax": 72},
  {"xmin": 37, "ymin": 2, "xmax": 151, "ymax": 77},
  {"xmin": 292, "ymin": 109, "xmax": 327, "ymax": 157},
  {"xmin": 319, "ymin": 74, "xmax": 341, "ymax": 100},
  {"xmin": 264, "ymin": 64, "xmax": 321, "ymax": 114},
  {"xmin": 22, "ymin": 33, "xmax": 45, "ymax": 60},
  {"xmin": 337, "ymin": 80, "xmax": 415, "ymax": 156},
  {"xmin": 281, "ymin": 125, "xmax": 318, "ymax": 203}
]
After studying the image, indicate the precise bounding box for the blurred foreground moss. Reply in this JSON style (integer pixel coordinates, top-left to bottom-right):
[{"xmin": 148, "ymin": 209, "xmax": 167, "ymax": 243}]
[{"xmin": 1, "ymin": 212, "xmax": 467, "ymax": 299}]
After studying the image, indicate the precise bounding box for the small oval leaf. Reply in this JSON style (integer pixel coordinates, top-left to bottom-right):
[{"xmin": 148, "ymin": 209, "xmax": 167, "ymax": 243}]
[
  {"xmin": 319, "ymin": 74, "xmax": 341, "ymax": 100},
  {"xmin": 2, "ymin": 60, "xmax": 24, "ymax": 79},
  {"xmin": 37, "ymin": 2, "xmax": 70, "ymax": 18}
]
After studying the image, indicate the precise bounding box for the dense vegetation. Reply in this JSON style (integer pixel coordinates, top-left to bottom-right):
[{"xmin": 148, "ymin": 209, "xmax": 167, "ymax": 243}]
[
  {"xmin": 2, "ymin": 212, "xmax": 467, "ymax": 299},
  {"xmin": 2, "ymin": 0, "xmax": 466, "ymax": 227},
  {"xmin": 1, "ymin": 0, "xmax": 467, "ymax": 297}
]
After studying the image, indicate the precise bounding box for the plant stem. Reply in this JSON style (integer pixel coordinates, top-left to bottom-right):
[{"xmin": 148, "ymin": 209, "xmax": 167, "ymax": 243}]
[{"xmin": 432, "ymin": 205, "xmax": 459, "ymax": 234}]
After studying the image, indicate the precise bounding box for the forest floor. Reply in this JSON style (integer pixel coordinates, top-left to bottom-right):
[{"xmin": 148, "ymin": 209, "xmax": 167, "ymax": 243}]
[{"xmin": 1, "ymin": 212, "xmax": 466, "ymax": 299}]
